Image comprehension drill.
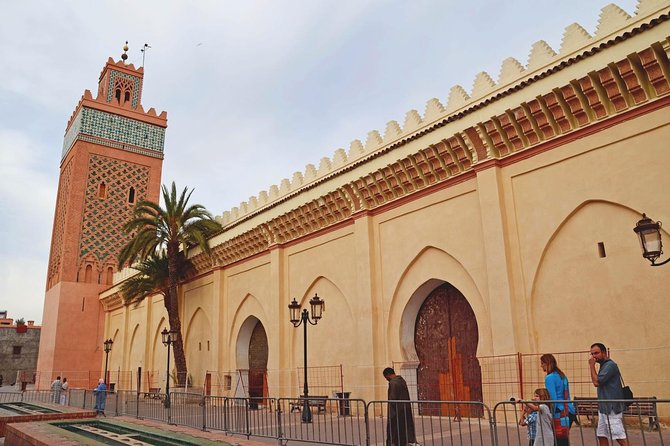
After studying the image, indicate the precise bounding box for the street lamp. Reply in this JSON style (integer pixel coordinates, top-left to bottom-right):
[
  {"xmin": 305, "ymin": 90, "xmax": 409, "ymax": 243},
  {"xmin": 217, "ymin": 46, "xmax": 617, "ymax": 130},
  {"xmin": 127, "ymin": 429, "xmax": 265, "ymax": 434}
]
[
  {"xmin": 633, "ymin": 214, "xmax": 669, "ymax": 266},
  {"xmin": 103, "ymin": 339, "xmax": 113, "ymax": 385},
  {"xmin": 161, "ymin": 327, "xmax": 178, "ymax": 408},
  {"xmin": 288, "ymin": 293, "xmax": 325, "ymax": 423}
]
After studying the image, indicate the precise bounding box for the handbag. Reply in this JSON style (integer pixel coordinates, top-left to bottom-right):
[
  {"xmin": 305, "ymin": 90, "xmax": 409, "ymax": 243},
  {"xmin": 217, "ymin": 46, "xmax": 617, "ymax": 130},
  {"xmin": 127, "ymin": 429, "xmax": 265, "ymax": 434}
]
[
  {"xmin": 553, "ymin": 377, "xmax": 570, "ymax": 439},
  {"xmin": 621, "ymin": 376, "xmax": 633, "ymax": 408}
]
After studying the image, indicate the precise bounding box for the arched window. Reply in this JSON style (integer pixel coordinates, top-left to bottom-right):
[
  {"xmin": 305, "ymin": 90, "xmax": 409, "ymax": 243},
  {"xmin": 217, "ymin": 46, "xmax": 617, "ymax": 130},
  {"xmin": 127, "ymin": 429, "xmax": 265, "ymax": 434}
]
[
  {"xmin": 128, "ymin": 187, "xmax": 135, "ymax": 203},
  {"xmin": 114, "ymin": 78, "xmax": 134, "ymax": 106},
  {"xmin": 98, "ymin": 182, "xmax": 106, "ymax": 199},
  {"xmin": 106, "ymin": 267, "xmax": 114, "ymax": 285},
  {"xmin": 84, "ymin": 264, "xmax": 93, "ymax": 283}
]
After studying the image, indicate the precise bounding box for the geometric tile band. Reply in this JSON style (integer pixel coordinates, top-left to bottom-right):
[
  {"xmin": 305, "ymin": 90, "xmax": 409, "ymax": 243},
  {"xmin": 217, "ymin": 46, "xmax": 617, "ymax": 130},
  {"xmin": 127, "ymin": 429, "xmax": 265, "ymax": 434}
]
[
  {"xmin": 62, "ymin": 107, "xmax": 166, "ymax": 159},
  {"xmin": 78, "ymin": 154, "xmax": 150, "ymax": 265}
]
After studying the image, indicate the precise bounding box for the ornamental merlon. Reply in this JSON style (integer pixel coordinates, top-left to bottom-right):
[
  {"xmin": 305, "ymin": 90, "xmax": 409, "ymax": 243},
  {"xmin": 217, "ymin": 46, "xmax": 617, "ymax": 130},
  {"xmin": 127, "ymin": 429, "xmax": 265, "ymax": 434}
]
[{"xmin": 65, "ymin": 92, "xmax": 167, "ymax": 135}]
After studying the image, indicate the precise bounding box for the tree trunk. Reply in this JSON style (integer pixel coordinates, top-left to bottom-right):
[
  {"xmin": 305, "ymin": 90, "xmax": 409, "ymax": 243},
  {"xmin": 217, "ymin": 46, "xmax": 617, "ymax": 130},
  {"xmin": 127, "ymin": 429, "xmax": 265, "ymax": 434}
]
[{"xmin": 166, "ymin": 241, "xmax": 187, "ymax": 387}]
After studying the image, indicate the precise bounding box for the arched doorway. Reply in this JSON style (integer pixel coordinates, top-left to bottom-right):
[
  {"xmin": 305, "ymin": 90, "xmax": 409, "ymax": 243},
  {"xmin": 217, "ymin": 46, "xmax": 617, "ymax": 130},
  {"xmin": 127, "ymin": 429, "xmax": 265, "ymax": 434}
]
[
  {"xmin": 415, "ymin": 283, "xmax": 482, "ymax": 416},
  {"xmin": 248, "ymin": 320, "xmax": 268, "ymax": 408}
]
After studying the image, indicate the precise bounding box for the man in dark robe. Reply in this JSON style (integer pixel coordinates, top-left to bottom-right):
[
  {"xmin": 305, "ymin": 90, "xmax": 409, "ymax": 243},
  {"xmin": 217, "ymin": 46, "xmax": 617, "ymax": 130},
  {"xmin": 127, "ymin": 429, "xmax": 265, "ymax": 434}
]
[{"xmin": 384, "ymin": 367, "xmax": 417, "ymax": 446}]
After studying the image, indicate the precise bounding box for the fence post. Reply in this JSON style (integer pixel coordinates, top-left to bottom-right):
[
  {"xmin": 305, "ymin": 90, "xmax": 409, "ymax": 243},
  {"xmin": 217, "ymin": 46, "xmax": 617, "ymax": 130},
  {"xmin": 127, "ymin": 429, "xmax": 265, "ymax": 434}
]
[
  {"xmin": 276, "ymin": 398, "xmax": 283, "ymax": 446},
  {"xmin": 245, "ymin": 398, "xmax": 251, "ymax": 439},
  {"xmin": 489, "ymin": 407, "xmax": 498, "ymax": 446},
  {"xmin": 202, "ymin": 395, "xmax": 206, "ymax": 431},
  {"xmin": 364, "ymin": 401, "xmax": 371, "ymax": 446},
  {"xmin": 517, "ymin": 352, "xmax": 524, "ymax": 400},
  {"xmin": 223, "ymin": 397, "xmax": 228, "ymax": 432},
  {"xmin": 114, "ymin": 391, "xmax": 119, "ymax": 416}
]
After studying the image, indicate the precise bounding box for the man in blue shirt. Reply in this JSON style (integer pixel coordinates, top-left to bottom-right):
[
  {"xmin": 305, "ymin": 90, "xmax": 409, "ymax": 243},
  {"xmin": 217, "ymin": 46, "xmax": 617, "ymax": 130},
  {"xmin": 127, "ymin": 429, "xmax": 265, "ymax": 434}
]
[{"xmin": 589, "ymin": 343, "xmax": 629, "ymax": 446}]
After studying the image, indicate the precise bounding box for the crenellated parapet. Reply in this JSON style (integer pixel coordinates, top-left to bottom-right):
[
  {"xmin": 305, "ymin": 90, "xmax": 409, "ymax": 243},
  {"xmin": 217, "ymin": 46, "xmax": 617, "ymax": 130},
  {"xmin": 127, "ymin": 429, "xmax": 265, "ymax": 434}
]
[
  {"xmin": 216, "ymin": 0, "xmax": 670, "ymax": 229},
  {"xmin": 192, "ymin": 2, "xmax": 670, "ymax": 273}
]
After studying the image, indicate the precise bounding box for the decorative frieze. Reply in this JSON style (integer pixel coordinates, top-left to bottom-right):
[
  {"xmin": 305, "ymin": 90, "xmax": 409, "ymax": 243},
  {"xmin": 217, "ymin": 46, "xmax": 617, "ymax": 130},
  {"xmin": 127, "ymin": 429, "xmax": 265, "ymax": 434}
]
[
  {"xmin": 191, "ymin": 32, "xmax": 670, "ymax": 275},
  {"xmin": 62, "ymin": 107, "xmax": 165, "ymax": 160}
]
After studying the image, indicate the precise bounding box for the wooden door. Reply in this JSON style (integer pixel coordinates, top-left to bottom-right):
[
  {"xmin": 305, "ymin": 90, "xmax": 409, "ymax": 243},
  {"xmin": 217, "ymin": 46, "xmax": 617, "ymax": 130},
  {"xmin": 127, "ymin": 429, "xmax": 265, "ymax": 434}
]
[
  {"xmin": 415, "ymin": 283, "xmax": 483, "ymax": 417},
  {"xmin": 248, "ymin": 321, "xmax": 268, "ymax": 406}
]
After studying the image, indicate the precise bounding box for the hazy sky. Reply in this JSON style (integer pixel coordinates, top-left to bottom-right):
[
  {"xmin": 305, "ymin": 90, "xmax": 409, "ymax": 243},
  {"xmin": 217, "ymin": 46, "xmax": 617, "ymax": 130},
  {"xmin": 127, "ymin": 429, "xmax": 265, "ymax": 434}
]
[{"xmin": 0, "ymin": 0, "xmax": 639, "ymax": 323}]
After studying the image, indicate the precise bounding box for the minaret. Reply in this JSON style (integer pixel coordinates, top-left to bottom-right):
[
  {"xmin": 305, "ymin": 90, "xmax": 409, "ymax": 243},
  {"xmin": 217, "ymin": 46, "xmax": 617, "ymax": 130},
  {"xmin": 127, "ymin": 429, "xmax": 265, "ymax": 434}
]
[{"xmin": 37, "ymin": 44, "xmax": 167, "ymax": 387}]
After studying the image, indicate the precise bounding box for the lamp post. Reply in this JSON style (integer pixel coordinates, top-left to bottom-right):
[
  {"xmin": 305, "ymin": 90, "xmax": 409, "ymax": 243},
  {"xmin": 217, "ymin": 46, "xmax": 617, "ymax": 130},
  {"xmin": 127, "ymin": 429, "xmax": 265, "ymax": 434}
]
[
  {"xmin": 161, "ymin": 327, "xmax": 178, "ymax": 408},
  {"xmin": 103, "ymin": 339, "xmax": 113, "ymax": 385},
  {"xmin": 288, "ymin": 293, "xmax": 325, "ymax": 423},
  {"xmin": 634, "ymin": 214, "xmax": 669, "ymax": 266}
]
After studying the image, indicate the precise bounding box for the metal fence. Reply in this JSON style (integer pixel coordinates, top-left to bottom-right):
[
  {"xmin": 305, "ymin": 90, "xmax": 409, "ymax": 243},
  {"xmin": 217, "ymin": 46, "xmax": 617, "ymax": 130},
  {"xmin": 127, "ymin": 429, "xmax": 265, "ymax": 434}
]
[{"xmin": 1, "ymin": 389, "xmax": 667, "ymax": 445}]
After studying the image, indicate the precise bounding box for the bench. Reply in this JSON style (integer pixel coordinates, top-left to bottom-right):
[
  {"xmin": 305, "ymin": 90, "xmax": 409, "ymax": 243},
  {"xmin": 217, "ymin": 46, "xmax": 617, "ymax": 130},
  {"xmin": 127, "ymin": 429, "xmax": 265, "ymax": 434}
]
[
  {"xmin": 574, "ymin": 397, "xmax": 659, "ymax": 431},
  {"xmin": 143, "ymin": 387, "xmax": 162, "ymax": 399},
  {"xmin": 289, "ymin": 395, "xmax": 328, "ymax": 414}
]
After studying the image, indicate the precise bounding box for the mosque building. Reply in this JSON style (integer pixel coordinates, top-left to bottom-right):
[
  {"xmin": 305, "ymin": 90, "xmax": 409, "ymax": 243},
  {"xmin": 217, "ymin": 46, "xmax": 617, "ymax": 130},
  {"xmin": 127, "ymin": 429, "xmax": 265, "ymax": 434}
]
[{"xmin": 39, "ymin": 2, "xmax": 670, "ymax": 408}]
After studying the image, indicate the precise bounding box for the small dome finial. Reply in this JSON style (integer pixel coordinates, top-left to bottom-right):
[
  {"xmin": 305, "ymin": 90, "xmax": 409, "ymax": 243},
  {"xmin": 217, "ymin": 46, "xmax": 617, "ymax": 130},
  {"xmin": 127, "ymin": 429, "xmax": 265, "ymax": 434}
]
[{"xmin": 121, "ymin": 41, "xmax": 129, "ymax": 63}]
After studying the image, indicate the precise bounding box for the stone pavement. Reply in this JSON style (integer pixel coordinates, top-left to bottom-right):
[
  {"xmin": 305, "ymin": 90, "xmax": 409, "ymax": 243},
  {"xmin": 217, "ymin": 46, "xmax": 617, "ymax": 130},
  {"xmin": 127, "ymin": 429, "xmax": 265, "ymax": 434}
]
[{"xmin": 2, "ymin": 415, "xmax": 278, "ymax": 446}]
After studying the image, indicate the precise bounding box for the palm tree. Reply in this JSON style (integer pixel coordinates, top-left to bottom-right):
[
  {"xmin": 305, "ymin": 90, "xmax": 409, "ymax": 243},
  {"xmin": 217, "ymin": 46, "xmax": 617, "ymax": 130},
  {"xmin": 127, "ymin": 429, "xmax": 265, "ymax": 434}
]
[
  {"xmin": 118, "ymin": 182, "xmax": 222, "ymax": 386},
  {"xmin": 119, "ymin": 252, "xmax": 195, "ymax": 306}
]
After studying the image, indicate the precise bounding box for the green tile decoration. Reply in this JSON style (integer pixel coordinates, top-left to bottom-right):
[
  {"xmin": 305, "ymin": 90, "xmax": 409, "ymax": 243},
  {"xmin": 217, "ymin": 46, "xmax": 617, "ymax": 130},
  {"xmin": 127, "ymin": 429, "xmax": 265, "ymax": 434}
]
[{"xmin": 62, "ymin": 107, "xmax": 165, "ymax": 160}]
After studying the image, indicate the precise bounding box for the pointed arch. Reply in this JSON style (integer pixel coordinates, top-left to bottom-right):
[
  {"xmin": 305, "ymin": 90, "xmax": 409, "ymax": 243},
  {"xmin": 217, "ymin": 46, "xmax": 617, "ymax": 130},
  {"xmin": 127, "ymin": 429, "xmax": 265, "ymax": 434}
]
[
  {"xmin": 389, "ymin": 246, "xmax": 489, "ymax": 361},
  {"xmin": 149, "ymin": 318, "xmax": 169, "ymax": 389},
  {"xmin": 530, "ymin": 200, "xmax": 670, "ymax": 352},
  {"xmin": 107, "ymin": 328, "xmax": 121, "ymax": 379},
  {"xmin": 126, "ymin": 323, "xmax": 142, "ymax": 375},
  {"xmin": 183, "ymin": 307, "xmax": 212, "ymax": 386},
  {"xmin": 228, "ymin": 293, "xmax": 267, "ymax": 345},
  {"xmin": 287, "ymin": 276, "xmax": 354, "ymax": 372}
]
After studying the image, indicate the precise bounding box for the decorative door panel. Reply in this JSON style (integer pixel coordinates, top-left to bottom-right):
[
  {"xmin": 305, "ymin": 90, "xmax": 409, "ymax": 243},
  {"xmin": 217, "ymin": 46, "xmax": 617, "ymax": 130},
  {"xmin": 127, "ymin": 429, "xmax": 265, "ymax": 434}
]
[{"xmin": 415, "ymin": 283, "xmax": 483, "ymax": 417}]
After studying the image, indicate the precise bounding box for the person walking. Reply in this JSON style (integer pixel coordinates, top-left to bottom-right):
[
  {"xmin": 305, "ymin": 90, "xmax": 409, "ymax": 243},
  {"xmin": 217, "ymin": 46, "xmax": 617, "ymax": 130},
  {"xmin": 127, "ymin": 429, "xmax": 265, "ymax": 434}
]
[
  {"xmin": 589, "ymin": 343, "xmax": 629, "ymax": 446},
  {"xmin": 60, "ymin": 377, "xmax": 69, "ymax": 405},
  {"xmin": 383, "ymin": 367, "xmax": 418, "ymax": 446},
  {"xmin": 50, "ymin": 376, "xmax": 62, "ymax": 404},
  {"xmin": 93, "ymin": 379, "xmax": 107, "ymax": 416},
  {"xmin": 540, "ymin": 354, "xmax": 576, "ymax": 445}
]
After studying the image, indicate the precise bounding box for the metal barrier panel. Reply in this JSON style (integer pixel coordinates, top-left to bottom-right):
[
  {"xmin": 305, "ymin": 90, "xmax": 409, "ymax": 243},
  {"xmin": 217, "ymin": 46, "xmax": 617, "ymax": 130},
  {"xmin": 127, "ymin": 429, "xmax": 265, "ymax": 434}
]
[
  {"xmin": 78, "ymin": 389, "xmax": 119, "ymax": 415},
  {"xmin": 170, "ymin": 392, "xmax": 204, "ymax": 430},
  {"xmin": 368, "ymin": 400, "xmax": 492, "ymax": 446},
  {"xmin": 277, "ymin": 397, "xmax": 367, "ymax": 446},
  {"xmin": 20, "ymin": 390, "xmax": 54, "ymax": 404},
  {"xmin": 67, "ymin": 388, "xmax": 86, "ymax": 408},
  {"xmin": 136, "ymin": 390, "xmax": 169, "ymax": 423},
  {"xmin": 115, "ymin": 390, "xmax": 139, "ymax": 417},
  {"xmin": 493, "ymin": 398, "xmax": 668, "ymax": 446},
  {"xmin": 203, "ymin": 395, "xmax": 227, "ymax": 432},
  {"xmin": 0, "ymin": 392, "xmax": 23, "ymax": 403},
  {"xmin": 225, "ymin": 397, "xmax": 251, "ymax": 436},
  {"xmin": 243, "ymin": 397, "xmax": 279, "ymax": 438}
]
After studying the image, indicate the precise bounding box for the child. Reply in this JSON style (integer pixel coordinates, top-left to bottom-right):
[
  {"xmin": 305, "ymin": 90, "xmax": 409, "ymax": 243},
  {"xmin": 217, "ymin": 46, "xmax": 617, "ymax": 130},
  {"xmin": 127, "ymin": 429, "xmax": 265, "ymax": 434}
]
[
  {"xmin": 520, "ymin": 388, "xmax": 554, "ymax": 446},
  {"xmin": 519, "ymin": 400, "xmax": 538, "ymax": 446}
]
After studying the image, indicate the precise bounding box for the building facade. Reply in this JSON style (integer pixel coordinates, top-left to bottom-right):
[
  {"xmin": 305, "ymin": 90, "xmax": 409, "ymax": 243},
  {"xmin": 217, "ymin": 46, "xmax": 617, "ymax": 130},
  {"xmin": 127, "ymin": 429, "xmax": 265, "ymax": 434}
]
[
  {"xmin": 0, "ymin": 314, "xmax": 40, "ymax": 387},
  {"xmin": 37, "ymin": 51, "xmax": 167, "ymax": 388},
  {"xmin": 95, "ymin": 1, "xmax": 670, "ymax": 406}
]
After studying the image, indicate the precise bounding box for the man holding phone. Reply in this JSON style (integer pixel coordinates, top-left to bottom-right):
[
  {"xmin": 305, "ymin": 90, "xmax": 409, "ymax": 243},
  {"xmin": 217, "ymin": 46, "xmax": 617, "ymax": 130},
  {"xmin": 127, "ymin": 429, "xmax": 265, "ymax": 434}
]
[{"xmin": 589, "ymin": 343, "xmax": 629, "ymax": 446}]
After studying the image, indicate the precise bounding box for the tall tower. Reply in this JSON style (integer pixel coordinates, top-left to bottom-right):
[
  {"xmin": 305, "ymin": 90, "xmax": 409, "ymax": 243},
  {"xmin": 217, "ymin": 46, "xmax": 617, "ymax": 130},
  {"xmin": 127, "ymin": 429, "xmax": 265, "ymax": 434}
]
[{"xmin": 37, "ymin": 47, "xmax": 167, "ymax": 387}]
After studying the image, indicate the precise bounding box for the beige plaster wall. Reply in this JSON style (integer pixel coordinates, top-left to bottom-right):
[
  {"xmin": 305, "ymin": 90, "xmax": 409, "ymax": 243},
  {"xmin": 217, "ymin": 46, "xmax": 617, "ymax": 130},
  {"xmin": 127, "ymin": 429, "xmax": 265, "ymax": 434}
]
[{"xmin": 100, "ymin": 19, "xmax": 670, "ymax": 405}]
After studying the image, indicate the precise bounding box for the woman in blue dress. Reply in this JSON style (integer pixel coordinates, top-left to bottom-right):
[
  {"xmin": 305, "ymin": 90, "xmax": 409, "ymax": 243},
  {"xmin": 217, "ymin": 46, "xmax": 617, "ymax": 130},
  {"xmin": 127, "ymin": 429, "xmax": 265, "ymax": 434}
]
[{"xmin": 540, "ymin": 354, "xmax": 577, "ymax": 446}]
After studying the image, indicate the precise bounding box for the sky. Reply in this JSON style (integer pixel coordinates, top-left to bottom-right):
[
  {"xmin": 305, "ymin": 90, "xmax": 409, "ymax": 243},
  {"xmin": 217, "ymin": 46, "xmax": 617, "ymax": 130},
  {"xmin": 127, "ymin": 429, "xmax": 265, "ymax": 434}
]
[{"xmin": 0, "ymin": 0, "xmax": 639, "ymax": 324}]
